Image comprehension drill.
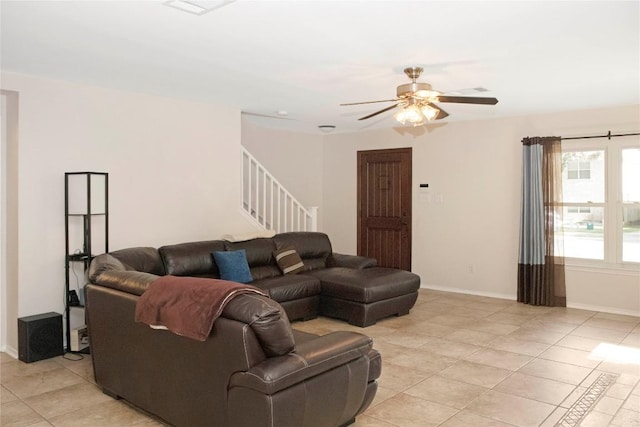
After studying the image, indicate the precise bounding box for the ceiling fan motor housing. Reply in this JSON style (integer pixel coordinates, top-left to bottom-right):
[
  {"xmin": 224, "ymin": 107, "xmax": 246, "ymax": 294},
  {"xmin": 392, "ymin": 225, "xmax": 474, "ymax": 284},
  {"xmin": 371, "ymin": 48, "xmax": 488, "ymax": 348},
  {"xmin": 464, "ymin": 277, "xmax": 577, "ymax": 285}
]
[{"xmin": 397, "ymin": 82, "xmax": 439, "ymax": 100}]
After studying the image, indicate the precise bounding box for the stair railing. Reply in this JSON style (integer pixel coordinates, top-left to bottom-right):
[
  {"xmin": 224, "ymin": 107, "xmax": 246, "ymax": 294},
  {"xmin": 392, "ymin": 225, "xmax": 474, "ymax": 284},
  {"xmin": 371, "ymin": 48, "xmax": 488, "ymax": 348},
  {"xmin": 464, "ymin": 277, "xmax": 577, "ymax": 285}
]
[{"xmin": 241, "ymin": 147, "xmax": 317, "ymax": 233}]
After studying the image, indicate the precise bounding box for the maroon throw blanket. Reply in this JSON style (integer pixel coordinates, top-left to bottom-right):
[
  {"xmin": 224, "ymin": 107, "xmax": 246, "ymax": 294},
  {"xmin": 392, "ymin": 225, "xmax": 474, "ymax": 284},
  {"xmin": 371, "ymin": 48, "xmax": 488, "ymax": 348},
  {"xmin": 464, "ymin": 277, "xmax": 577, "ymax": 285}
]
[{"xmin": 135, "ymin": 275, "xmax": 267, "ymax": 341}]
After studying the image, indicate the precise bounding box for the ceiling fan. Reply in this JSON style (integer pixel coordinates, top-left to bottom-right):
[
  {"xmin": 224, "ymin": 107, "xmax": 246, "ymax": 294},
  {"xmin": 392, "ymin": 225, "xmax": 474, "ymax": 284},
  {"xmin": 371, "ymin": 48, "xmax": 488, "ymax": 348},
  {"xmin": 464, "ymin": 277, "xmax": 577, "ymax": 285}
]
[{"xmin": 341, "ymin": 66, "xmax": 498, "ymax": 126}]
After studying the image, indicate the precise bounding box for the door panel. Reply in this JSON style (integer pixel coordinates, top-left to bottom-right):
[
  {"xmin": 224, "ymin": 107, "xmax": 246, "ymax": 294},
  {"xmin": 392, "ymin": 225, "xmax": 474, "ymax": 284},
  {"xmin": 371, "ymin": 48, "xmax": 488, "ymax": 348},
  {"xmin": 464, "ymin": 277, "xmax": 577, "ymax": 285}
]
[{"xmin": 357, "ymin": 148, "xmax": 412, "ymax": 270}]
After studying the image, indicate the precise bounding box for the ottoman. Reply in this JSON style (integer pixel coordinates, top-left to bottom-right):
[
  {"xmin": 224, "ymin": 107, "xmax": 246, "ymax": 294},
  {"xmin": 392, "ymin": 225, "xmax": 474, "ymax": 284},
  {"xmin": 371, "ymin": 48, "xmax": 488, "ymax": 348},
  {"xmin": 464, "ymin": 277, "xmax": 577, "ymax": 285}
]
[{"xmin": 304, "ymin": 267, "xmax": 421, "ymax": 327}]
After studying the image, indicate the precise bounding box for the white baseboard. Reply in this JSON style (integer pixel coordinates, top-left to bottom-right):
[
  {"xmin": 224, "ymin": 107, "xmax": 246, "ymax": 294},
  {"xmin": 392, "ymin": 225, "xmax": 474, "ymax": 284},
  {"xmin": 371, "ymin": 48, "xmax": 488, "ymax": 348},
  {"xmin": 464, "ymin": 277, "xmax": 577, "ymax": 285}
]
[
  {"xmin": 566, "ymin": 302, "xmax": 640, "ymax": 317},
  {"xmin": 1, "ymin": 344, "xmax": 18, "ymax": 360},
  {"xmin": 420, "ymin": 283, "xmax": 516, "ymax": 301},
  {"xmin": 420, "ymin": 283, "xmax": 640, "ymax": 317}
]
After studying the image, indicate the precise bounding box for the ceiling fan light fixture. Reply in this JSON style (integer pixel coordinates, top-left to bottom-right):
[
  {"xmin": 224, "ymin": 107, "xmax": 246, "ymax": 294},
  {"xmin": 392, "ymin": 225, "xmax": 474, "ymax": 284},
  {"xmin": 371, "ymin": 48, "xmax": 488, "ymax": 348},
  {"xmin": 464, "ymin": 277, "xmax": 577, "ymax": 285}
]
[
  {"xmin": 392, "ymin": 108, "xmax": 407, "ymax": 124},
  {"xmin": 394, "ymin": 100, "xmax": 439, "ymax": 126},
  {"xmin": 342, "ymin": 65, "xmax": 498, "ymax": 124},
  {"xmin": 397, "ymin": 82, "xmax": 438, "ymax": 100},
  {"xmin": 421, "ymin": 104, "xmax": 439, "ymax": 121},
  {"xmin": 394, "ymin": 104, "xmax": 426, "ymax": 126},
  {"xmin": 414, "ymin": 89, "xmax": 440, "ymax": 100}
]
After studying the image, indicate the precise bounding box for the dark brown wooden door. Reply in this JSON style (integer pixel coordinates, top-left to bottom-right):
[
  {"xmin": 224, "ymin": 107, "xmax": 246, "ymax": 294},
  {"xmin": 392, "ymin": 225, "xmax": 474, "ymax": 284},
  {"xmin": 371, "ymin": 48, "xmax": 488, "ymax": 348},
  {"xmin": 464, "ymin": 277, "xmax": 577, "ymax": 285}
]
[{"xmin": 357, "ymin": 148, "xmax": 412, "ymax": 270}]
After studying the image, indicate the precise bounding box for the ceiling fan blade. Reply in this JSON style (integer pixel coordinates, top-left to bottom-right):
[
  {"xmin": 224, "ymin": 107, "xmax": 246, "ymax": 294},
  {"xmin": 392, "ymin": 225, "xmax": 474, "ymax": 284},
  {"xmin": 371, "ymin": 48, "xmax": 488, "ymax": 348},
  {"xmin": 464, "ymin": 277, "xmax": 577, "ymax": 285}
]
[
  {"xmin": 358, "ymin": 103, "xmax": 400, "ymax": 121},
  {"xmin": 430, "ymin": 104, "xmax": 449, "ymax": 120},
  {"xmin": 341, "ymin": 99, "xmax": 400, "ymax": 106},
  {"xmin": 436, "ymin": 96, "xmax": 498, "ymax": 105}
]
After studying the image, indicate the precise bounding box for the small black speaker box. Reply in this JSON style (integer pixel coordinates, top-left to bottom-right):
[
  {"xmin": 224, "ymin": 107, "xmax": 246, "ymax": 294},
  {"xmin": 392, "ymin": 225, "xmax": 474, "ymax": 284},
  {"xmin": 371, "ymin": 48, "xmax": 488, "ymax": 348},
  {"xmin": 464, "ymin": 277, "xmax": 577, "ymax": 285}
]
[{"xmin": 18, "ymin": 312, "xmax": 64, "ymax": 363}]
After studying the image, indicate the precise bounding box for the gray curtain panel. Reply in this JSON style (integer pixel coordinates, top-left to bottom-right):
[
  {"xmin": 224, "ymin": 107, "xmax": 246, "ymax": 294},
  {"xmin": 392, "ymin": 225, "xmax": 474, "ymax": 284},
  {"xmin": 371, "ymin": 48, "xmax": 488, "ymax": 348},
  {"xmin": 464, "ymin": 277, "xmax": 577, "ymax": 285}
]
[{"xmin": 518, "ymin": 137, "xmax": 566, "ymax": 307}]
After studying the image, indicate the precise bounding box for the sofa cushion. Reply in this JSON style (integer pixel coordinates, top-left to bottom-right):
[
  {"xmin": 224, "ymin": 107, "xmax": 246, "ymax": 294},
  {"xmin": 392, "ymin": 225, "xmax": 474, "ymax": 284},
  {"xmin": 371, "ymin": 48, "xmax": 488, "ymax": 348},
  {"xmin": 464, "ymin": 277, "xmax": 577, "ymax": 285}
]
[
  {"xmin": 224, "ymin": 238, "xmax": 281, "ymax": 281},
  {"xmin": 304, "ymin": 267, "xmax": 420, "ymax": 304},
  {"xmin": 159, "ymin": 240, "xmax": 225, "ymax": 278},
  {"xmin": 213, "ymin": 250, "xmax": 253, "ymax": 284},
  {"xmin": 273, "ymin": 232, "xmax": 332, "ymax": 271},
  {"xmin": 109, "ymin": 247, "xmax": 165, "ymax": 276},
  {"xmin": 328, "ymin": 253, "xmax": 378, "ymax": 269},
  {"xmin": 273, "ymin": 247, "xmax": 305, "ymax": 275},
  {"xmin": 252, "ymin": 274, "xmax": 321, "ymax": 303}
]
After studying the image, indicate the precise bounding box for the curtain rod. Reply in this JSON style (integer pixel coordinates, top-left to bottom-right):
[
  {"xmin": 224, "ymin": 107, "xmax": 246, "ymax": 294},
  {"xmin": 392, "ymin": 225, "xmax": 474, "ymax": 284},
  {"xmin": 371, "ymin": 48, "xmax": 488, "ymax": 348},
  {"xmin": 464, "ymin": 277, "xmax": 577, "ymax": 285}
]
[{"xmin": 561, "ymin": 130, "xmax": 640, "ymax": 141}]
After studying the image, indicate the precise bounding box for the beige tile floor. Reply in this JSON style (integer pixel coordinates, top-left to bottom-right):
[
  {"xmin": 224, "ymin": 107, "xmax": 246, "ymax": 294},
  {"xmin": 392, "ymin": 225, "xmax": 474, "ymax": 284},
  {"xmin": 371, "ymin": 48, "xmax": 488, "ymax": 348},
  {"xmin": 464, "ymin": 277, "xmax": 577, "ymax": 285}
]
[{"xmin": 2, "ymin": 289, "xmax": 639, "ymax": 427}]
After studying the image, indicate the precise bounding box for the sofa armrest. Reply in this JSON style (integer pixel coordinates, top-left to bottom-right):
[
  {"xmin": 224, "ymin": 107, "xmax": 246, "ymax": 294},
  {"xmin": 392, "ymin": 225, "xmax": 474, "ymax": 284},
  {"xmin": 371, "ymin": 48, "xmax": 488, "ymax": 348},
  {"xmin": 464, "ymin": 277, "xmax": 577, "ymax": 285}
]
[
  {"xmin": 229, "ymin": 331, "xmax": 373, "ymax": 395},
  {"xmin": 327, "ymin": 253, "xmax": 377, "ymax": 269},
  {"xmin": 222, "ymin": 294, "xmax": 295, "ymax": 357},
  {"xmin": 93, "ymin": 270, "xmax": 159, "ymax": 296}
]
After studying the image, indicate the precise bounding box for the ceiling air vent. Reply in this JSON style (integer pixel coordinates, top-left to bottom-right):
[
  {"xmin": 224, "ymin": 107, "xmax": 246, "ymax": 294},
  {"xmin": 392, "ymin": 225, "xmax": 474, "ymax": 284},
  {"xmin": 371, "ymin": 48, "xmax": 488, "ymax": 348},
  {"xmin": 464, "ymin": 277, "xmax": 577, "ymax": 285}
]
[{"xmin": 163, "ymin": 0, "xmax": 236, "ymax": 16}]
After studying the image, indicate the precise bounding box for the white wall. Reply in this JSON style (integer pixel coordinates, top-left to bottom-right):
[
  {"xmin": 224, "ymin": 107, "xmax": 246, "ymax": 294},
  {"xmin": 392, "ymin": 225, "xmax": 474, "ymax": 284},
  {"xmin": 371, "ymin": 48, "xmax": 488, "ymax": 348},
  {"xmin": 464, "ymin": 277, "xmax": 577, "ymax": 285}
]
[
  {"xmin": 1, "ymin": 72, "xmax": 257, "ymax": 353},
  {"xmin": 1, "ymin": 71, "xmax": 637, "ymax": 356},
  {"xmin": 241, "ymin": 119, "xmax": 324, "ymax": 229},
  {"xmin": 1, "ymin": 94, "xmax": 6, "ymax": 351},
  {"xmin": 322, "ymin": 105, "xmax": 640, "ymax": 315}
]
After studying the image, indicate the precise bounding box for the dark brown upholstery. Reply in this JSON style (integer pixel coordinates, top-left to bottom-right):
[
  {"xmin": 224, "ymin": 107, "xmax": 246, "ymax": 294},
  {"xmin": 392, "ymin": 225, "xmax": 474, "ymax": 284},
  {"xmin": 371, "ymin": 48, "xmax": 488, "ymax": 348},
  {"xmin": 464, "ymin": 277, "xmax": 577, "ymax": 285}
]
[
  {"xmin": 159, "ymin": 240, "xmax": 226, "ymax": 277},
  {"xmin": 328, "ymin": 252, "xmax": 378, "ymax": 269},
  {"xmin": 86, "ymin": 232, "xmax": 423, "ymax": 425},
  {"xmin": 224, "ymin": 238, "xmax": 281, "ymax": 280},
  {"xmin": 95, "ymin": 232, "xmax": 419, "ymax": 325},
  {"xmin": 273, "ymin": 232, "xmax": 333, "ymax": 271},
  {"xmin": 307, "ymin": 267, "xmax": 420, "ymax": 303},
  {"xmin": 306, "ymin": 267, "xmax": 420, "ymax": 327},
  {"xmin": 108, "ymin": 246, "xmax": 165, "ymax": 276},
  {"xmin": 87, "ymin": 276, "xmax": 379, "ymax": 427},
  {"xmin": 252, "ymin": 274, "xmax": 321, "ymax": 302}
]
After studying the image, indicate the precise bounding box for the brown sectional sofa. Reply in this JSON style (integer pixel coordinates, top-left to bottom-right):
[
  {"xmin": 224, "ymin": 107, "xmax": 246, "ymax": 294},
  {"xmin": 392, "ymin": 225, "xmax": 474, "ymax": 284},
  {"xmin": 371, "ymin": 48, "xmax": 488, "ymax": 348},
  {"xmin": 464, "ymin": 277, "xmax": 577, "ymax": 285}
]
[
  {"xmin": 85, "ymin": 232, "xmax": 420, "ymax": 426},
  {"xmin": 142, "ymin": 231, "xmax": 420, "ymax": 326}
]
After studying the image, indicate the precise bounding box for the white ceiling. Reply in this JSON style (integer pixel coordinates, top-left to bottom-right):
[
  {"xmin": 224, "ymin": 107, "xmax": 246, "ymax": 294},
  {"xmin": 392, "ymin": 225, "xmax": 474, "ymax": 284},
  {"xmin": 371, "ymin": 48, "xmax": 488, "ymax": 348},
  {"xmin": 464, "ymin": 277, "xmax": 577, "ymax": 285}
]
[{"xmin": 1, "ymin": 0, "xmax": 639, "ymax": 134}]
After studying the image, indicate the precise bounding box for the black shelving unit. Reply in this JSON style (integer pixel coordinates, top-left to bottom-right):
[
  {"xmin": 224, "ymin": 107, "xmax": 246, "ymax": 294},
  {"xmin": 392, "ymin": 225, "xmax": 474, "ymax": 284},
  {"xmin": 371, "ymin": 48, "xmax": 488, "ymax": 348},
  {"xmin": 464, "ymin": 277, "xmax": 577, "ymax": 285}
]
[{"xmin": 64, "ymin": 172, "xmax": 108, "ymax": 353}]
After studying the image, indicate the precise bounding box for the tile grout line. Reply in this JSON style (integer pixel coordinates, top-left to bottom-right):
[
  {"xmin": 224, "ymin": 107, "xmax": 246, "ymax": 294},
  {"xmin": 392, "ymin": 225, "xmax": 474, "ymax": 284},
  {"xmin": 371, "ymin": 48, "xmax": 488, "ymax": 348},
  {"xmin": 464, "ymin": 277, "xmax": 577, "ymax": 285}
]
[{"xmin": 3, "ymin": 290, "xmax": 639, "ymax": 427}]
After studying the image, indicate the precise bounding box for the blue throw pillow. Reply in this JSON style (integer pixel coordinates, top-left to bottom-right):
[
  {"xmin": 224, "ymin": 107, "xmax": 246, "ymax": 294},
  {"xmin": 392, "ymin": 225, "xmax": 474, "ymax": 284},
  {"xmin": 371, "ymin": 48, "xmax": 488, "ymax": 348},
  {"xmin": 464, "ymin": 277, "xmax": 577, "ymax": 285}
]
[{"xmin": 212, "ymin": 250, "xmax": 253, "ymax": 284}]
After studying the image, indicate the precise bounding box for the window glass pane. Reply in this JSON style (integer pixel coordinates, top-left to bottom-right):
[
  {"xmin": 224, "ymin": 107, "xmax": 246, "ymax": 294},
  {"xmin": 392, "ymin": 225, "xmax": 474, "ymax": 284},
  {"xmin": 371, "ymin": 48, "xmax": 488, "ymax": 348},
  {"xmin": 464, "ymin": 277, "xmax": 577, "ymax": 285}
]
[
  {"xmin": 622, "ymin": 148, "xmax": 640, "ymax": 202},
  {"xmin": 562, "ymin": 150, "xmax": 604, "ymax": 202},
  {"xmin": 623, "ymin": 206, "xmax": 640, "ymax": 263},
  {"xmin": 557, "ymin": 206, "xmax": 604, "ymax": 259}
]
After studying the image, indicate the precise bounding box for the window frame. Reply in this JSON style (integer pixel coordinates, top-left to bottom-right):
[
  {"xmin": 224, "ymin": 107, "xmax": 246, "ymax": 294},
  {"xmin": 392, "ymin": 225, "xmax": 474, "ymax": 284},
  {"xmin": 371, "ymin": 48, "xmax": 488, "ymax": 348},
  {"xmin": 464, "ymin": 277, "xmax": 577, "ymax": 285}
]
[
  {"xmin": 567, "ymin": 160, "xmax": 591, "ymax": 180},
  {"xmin": 560, "ymin": 137, "xmax": 640, "ymax": 270}
]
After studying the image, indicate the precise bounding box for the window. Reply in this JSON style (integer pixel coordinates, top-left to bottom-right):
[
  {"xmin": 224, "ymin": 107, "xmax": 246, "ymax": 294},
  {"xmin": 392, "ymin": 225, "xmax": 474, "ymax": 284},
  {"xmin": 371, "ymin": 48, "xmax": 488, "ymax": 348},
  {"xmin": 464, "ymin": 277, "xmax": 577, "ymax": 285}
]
[
  {"xmin": 622, "ymin": 147, "xmax": 640, "ymax": 263},
  {"xmin": 567, "ymin": 160, "xmax": 591, "ymax": 179},
  {"xmin": 558, "ymin": 137, "xmax": 640, "ymax": 265},
  {"xmin": 567, "ymin": 207, "xmax": 591, "ymax": 213}
]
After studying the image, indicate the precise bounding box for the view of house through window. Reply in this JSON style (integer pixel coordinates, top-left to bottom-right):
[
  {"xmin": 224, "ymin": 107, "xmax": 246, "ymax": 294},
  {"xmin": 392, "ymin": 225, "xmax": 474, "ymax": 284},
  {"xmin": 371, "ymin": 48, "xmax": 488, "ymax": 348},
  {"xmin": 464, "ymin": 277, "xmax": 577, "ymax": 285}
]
[
  {"xmin": 558, "ymin": 139, "xmax": 640, "ymax": 265},
  {"xmin": 567, "ymin": 160, "xmax": 591, "ymax": 179}
]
